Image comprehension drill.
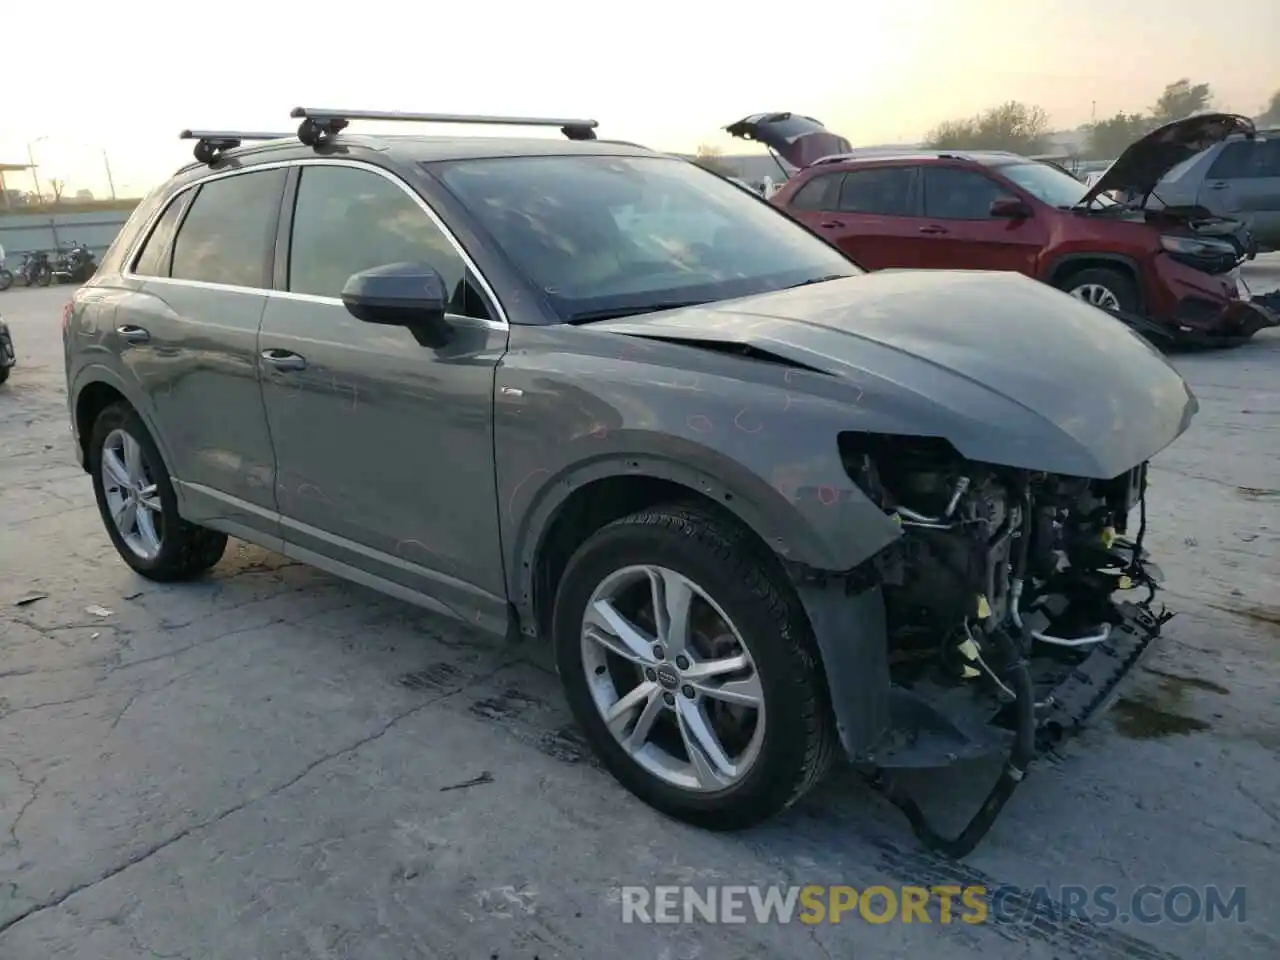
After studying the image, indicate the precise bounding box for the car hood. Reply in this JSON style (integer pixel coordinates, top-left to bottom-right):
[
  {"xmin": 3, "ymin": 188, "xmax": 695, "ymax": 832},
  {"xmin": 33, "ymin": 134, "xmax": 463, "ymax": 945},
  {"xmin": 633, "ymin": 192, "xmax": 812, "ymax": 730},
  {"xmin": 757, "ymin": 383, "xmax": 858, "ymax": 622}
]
[
  {"xmin": 724, "ymin": 112, "xmax": 853, "ymax": 169},
  {"xmin": 1081, "ymin": 112, "xmax": 1257, "ymax": 205},
  {"xmin": 590, "ymin": 271, "xmax": 1197, "ymax": 479}
]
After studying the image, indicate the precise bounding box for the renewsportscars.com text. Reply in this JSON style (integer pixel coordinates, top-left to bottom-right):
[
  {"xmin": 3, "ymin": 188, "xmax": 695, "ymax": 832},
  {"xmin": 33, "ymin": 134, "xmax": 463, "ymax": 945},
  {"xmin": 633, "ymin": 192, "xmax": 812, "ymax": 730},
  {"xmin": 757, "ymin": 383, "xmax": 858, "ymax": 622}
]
[{"xmin": 619, "ymin": 884, "xmax": 1246, "ymax": 926}]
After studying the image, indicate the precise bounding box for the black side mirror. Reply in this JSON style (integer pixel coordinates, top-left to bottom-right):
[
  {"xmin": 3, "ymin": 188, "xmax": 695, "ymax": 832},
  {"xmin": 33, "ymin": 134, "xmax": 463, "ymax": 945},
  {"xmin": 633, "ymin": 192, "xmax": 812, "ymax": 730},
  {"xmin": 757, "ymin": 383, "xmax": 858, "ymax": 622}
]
[
  {"xmin": 990, "ymin": 196, "xmax": 1032, "ymax": 219},
  {"xmin": 341, "ymin": 262, "xmax": 453, "ymax": 347}
]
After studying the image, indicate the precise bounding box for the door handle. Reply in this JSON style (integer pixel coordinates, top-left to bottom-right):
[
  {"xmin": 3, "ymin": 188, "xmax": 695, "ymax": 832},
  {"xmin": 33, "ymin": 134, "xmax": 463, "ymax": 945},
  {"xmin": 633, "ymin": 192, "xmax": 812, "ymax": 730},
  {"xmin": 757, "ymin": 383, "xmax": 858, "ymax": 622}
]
[
  {"xmin": 918, "ymin": 225, "xmax": 949, "ymax": 235},
  {"xmin": 819, "ymin": 220, "xmax": 845, "ymax": 229},
  {"xmin": 1207, "ymin": 181, "xmax": 1229, "ymax": 190},
  {"xmin": 260, "ymin": 349, "xmax": 307, "ymax": 372},
  {"xmin": 116, "ymin": 324, "xmax": 150, "ymax": 343}
]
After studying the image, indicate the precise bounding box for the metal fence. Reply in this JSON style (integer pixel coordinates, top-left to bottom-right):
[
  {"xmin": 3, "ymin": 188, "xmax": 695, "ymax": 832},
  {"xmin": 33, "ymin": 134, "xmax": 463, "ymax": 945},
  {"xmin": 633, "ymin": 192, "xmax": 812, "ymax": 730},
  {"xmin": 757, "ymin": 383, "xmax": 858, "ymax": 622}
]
[{"xmin": 0, "ymin": 209, "xmax": 134, "ymax": 268}]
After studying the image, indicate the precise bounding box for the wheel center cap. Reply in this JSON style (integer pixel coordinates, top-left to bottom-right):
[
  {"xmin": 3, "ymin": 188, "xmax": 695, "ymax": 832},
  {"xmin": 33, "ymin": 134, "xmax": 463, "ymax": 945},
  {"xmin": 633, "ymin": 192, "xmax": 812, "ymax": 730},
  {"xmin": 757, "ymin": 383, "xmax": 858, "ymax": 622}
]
[{"xmin": 655, "ymin": 664, "xmax": 680, "ymax": 690}]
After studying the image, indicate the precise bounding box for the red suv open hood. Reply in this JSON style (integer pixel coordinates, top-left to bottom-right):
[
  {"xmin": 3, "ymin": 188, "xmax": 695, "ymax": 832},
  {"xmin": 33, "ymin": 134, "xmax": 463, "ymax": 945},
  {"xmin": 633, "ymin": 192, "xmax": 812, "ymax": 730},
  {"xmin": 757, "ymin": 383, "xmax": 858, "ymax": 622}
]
[
  {"xmin": 724, "ymin": 112, "xmax": 853, "ymax": 169},
  {"xmin": 1081, "ymin": 112, "xmax": 1257, "ymax": 205}
]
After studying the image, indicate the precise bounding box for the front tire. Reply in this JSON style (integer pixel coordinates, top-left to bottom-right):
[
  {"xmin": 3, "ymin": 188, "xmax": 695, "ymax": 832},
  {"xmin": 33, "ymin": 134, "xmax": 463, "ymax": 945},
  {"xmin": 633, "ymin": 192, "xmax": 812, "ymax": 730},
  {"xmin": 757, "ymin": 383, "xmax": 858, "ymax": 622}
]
[
  {"xmin": 552, "ymin": 504, "xmax": 836, "ymax": 830},
  {"xmin": 88, "ymin": 402, "xmax": 227, "ymax": 581},
  {"xmin": 1059, "ymin": 266, "xmax": 1138, "ymax": 315}
]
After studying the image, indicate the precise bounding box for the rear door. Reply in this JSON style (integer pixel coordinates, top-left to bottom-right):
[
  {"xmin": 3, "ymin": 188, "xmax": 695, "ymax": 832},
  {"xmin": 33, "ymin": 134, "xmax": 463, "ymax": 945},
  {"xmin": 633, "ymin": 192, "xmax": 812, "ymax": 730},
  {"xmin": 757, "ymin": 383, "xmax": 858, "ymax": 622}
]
[
  {"xmin": 257, "ymin": 161, "xmax": 510, "ymax": 626},
  {"xmin": 915, "ymin": 165, "xmax": 1046, "ymax": 273},
  {"xmin": 120, "ymin": 167, "xmax": 286, "ymax": 540},
  {"xmin": 785, "ymin": 166, "xmax": 926, "ymax": 269}
]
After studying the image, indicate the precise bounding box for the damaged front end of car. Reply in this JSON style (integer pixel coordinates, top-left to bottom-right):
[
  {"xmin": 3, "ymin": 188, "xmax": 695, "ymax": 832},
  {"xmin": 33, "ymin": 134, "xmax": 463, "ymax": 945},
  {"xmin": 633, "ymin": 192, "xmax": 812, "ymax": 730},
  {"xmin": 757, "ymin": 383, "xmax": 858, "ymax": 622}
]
[{"xmin": 793, "ymin": 434, "xmax": 1171, "ymax": 857}]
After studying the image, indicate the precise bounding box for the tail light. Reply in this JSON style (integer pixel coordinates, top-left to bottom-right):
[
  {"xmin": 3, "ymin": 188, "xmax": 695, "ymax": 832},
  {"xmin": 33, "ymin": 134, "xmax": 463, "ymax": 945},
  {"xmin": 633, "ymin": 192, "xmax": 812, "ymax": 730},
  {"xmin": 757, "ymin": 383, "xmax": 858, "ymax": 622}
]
[{"xmin": 62, "ymin": 301, "xmax": 73, "ymax": 335}]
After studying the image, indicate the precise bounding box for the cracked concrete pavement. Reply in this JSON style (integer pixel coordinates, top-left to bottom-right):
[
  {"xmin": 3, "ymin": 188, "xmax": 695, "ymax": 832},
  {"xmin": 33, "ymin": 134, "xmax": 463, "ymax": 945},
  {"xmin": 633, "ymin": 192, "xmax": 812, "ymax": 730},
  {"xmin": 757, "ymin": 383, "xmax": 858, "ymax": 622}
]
[{"xmin": 1, "ymin": 267, "xmax": 1278, "ymax": 959}]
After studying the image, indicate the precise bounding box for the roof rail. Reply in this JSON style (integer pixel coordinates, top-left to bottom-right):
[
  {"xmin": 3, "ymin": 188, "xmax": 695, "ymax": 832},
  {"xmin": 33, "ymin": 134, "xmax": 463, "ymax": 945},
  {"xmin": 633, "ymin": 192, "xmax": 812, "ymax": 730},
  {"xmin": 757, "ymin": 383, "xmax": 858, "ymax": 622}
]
[
  {"xmin": 180, "ymin": 129, "xmax": 291, "ymax": 165},
  {"xmin": 289, "ymin": 107, "xmax": 599, "ymax": 146}
]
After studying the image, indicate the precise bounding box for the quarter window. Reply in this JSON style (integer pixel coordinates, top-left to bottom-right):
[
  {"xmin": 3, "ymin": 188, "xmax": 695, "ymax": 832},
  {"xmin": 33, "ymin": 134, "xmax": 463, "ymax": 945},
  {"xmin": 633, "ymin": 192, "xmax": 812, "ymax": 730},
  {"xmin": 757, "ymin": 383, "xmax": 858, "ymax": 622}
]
[
  {"xmin": 132, "ymin": 191, "xmax": 191, "ymax": 277},
  {"xmin": 169, "ymin": 169, "xmax": 286, "ymax": 288},
  {"xmin": 921, "ymin": 167, "xmax": 1007, "ymax": 219},
  {"xmin": 288, "ymin": 165, "xmax": 490, "ymax": 319},
  {"xmin": 837, "ymin": 168, "xmax": 915, "ymax": 216}
]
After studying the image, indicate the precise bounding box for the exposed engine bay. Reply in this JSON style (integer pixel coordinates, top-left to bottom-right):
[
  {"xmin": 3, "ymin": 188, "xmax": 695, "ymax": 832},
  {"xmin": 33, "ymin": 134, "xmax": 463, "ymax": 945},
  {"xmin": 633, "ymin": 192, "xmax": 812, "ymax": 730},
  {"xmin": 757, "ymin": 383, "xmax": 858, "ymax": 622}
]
[
  {"xmin": 840, "ymin": 435, "xmax": 1171, "ymax": 855},
  {"xmin": 1080, "ymin": 202, "xmax": 1256, "ymax": 275}
]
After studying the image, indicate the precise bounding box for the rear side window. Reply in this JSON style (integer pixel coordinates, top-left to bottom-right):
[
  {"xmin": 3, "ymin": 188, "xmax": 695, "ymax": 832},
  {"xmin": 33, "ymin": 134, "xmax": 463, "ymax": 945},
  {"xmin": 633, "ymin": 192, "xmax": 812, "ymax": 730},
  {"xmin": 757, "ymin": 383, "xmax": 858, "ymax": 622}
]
[
  {"xmin": 838, "ymin": 167, "xmax": 915, "ymax": 216},
  {"xmin": 1207, "ymin": 141, "xmax": 1263, "ymax": 179},
  {"xmin": 170, "ymin": 169, "xmax": 286, "ymax": 288},
  {"xmin": 287, "ymin": 165, "xmax": 490, "ymax": 319},
  {"xmin": 788, "ymin": 173, "xmax": 841, "ymax": 211},
  {"xmin": 131, "ymin": 192, "xmax": 191, "ymax": 277},
  {"xmin": 922, "ymin": 167, "xmax": 1006, "ymax": 219},
  {"xmin": 1258, "ymin": 140, "xmax": 1280, "ymax": 177}
]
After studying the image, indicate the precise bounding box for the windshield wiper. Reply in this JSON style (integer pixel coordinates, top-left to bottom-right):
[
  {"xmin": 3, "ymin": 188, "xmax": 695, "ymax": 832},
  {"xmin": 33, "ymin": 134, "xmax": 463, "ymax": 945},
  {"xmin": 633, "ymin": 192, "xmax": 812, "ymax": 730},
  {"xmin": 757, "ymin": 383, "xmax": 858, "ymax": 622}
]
[
  {"xmin": 566, "ymin": 301, "xmax": 709, "ymax": 324},
  {"xmin": 785, "ymin": 274, "xmax": 851, "ymax": 289}
]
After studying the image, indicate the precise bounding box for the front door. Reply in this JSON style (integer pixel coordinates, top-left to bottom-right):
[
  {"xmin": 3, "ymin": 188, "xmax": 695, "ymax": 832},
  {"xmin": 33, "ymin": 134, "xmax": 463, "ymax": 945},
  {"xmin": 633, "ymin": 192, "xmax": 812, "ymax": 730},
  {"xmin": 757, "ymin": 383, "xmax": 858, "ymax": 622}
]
[
  {"xmin": 257, "ymin": 162, "xmax": 510, "ymax": 627},
  {"xmin": 915, "ymin": 166, "xmax": 1047, "ymax": 274}
]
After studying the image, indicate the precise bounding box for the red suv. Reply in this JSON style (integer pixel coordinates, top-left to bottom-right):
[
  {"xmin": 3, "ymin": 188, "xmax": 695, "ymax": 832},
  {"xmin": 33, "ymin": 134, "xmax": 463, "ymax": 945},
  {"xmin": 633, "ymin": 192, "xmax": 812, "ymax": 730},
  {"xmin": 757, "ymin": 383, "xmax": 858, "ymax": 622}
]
[{"xmin": 727, "ymin": 112, "xmax": 1278, "ymax": 345}]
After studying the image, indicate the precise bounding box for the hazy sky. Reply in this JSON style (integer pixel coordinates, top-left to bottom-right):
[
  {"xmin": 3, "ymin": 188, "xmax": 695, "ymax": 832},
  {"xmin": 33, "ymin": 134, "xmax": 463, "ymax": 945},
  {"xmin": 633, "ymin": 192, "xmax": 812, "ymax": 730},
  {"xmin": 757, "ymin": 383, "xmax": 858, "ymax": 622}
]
[{"xmin": 2, "ymin": 0, "xmax": 1275, "ymax": 199}]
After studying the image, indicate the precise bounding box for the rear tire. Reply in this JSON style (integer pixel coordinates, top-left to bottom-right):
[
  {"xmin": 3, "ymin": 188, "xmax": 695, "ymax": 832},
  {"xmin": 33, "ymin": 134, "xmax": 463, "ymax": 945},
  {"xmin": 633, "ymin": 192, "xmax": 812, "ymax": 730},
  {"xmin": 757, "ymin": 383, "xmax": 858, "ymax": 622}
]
[
  {"xmin": 1058, "ymin": 266, "xmax": 1138, "ymax": 315},
  {"xmin": 88, "ymin": 402, "xmax": 227, "ymax": 581},
  {"xmin": 0, "ymin": 269, "xmax": 12, "ymax": 292},
  {"xmin": 552, "ymin": 503, "xmax": 836, "ymax": 830},
  {"xmin": 35, "ymin": 266, "xmax": 51, "ymax": 287}
]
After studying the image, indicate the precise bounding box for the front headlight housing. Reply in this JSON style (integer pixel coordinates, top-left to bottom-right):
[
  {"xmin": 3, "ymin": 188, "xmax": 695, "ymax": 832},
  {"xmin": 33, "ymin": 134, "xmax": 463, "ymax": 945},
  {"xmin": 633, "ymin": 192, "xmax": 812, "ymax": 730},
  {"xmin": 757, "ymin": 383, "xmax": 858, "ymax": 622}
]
[{"xmin": 1159, "ymin": 234, "xmax": 1238, "ymax": 259}]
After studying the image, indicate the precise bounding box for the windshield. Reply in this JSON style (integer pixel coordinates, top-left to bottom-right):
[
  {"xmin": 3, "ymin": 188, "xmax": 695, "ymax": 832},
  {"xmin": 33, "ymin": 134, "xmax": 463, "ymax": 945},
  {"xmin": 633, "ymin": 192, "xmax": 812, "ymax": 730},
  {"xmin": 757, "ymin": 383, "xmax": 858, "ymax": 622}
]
[
  {"xmin": 998, "ymin": 161, "xmax": 1117, "ymax": 208},
  {"xmin": 435, "ymin": 155, "xmax": 861, "ymax": 321}
]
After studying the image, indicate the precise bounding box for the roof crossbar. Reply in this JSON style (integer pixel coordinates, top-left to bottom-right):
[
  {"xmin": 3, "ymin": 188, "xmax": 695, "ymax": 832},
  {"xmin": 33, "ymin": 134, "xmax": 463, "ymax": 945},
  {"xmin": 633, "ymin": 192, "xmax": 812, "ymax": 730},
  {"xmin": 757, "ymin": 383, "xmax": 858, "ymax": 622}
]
[
  {"xmin": 289, "ymin": 107, "xmax": 600, "ymax": 146},
  {"xmin": 180, "ymin": 129, "xmax": 291, "ymax": 165}
]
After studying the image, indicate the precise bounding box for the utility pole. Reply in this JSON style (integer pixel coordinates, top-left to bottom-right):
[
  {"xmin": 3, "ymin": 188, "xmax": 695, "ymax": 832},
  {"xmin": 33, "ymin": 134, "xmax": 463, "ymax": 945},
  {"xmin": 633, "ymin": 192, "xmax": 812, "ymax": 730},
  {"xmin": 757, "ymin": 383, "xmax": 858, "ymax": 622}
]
[
  {"xmin": 103, "ymin": 150, "xmax": 117, "ymax": 200},
  {"xmin": 1091, "ymin": 100, "xmax": 1097, "ymax": 124},
  {"xmin": 26, "ymin": 141, "xmax": 43, "ymax": 204}
]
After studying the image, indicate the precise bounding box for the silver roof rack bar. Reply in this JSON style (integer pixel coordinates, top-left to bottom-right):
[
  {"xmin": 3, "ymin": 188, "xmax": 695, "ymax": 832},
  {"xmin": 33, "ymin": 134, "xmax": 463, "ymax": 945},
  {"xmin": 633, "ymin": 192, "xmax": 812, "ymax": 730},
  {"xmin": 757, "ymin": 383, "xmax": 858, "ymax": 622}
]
[
  {"xmin": 289, "ymin": 107, "xmax": 599, "ymax": 146},
  {"xmin": 179, "ymin": 129, "xmax": 292, "ymax": 165}
]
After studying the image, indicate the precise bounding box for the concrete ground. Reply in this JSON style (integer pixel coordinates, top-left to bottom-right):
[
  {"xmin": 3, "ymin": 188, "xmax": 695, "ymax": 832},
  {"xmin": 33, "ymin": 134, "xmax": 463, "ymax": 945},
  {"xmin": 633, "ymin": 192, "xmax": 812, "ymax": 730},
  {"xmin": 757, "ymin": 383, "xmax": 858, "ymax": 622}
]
[{"xmin": 1, "ymin": 263, "xmax": 1278, "ymax": 960}]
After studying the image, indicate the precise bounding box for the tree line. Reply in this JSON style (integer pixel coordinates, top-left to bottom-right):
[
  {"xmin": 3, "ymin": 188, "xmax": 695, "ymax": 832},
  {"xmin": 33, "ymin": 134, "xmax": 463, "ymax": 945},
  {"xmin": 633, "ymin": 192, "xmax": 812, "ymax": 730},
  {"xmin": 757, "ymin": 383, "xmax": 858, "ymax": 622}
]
[
  {"xmin": 689, "ymin": 78, "xmax": 1280, "ymax": 175},
  {"xmin": 926, "ymin": 79, "xmax": 1280, "ymax": 160}
]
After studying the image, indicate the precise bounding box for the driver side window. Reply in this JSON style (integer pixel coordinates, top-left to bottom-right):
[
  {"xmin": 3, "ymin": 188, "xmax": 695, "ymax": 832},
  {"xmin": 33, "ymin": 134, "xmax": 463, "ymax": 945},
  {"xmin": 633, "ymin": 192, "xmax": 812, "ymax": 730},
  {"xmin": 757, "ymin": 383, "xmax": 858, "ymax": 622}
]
[{"xmin": 288, "ymin": 165, "xmax": 492, "ymax": 320}]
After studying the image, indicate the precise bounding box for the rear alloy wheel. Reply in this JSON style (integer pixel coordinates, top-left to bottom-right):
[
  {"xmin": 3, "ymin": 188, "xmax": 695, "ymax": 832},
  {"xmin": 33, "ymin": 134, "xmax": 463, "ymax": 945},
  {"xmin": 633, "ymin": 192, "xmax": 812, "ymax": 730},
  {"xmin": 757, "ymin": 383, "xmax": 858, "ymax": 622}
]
[
  {"xmin": 1061, "ymin": 267, "xmax": 1138, "ymax": 315},
  {"xmin": 89, "ymin": 403, "xmax": 228, "ymax": 581},
  {"xmin": 552, "ymin": 505, "xmax": 836, "ymax": 830}
]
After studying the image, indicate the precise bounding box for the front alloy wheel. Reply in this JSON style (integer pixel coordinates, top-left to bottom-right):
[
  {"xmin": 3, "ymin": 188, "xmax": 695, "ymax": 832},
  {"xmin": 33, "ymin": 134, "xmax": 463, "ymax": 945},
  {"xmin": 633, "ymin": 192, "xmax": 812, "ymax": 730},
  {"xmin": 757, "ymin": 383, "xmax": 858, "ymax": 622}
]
[
  {"xmin": 553, "ymin": 504, "xmax": 836, "ymax": 830},
  {"xmin": 1069, "ymin": 282, "xmax": 1121, "ymax": 311},
  {"xmin": 582, "ymin": 564, "xmax": 766, "ymax": 792},
  {"xmin": 101, "ymin": 428, "xmax": 164, "ymax": 560}
]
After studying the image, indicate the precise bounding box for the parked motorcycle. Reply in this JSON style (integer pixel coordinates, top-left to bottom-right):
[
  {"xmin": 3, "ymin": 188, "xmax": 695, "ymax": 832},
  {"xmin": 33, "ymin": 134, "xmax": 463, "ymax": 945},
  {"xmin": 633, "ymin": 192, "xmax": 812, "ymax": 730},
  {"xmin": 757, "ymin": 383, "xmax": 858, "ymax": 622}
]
[
  {"xmin": 16, "ymin": 251, "xmax": 53, "ymax": 287},
  {"xmin": 0, "ymin": 315, "xmax": 14, "ymax": 384},
  {"xmin": 52, "ymin": 241, "xmax": 97, "ymax": 284}
]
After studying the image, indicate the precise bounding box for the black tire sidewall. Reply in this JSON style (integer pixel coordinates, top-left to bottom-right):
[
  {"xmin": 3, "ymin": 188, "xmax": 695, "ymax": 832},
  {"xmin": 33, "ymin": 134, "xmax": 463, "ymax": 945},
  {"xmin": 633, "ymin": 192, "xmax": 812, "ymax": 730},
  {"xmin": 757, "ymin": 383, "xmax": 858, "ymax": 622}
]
[
  {"xmin": 1061, "ymin": 267, "xmax": 1139, "ymax": 314},
  {"xmin": 552, "ymin": 513, "xmax": 819, "ymax": 826},
  {"xmin": 88, "ymin": 404, "xmax": 188, "ymax": 577}
]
